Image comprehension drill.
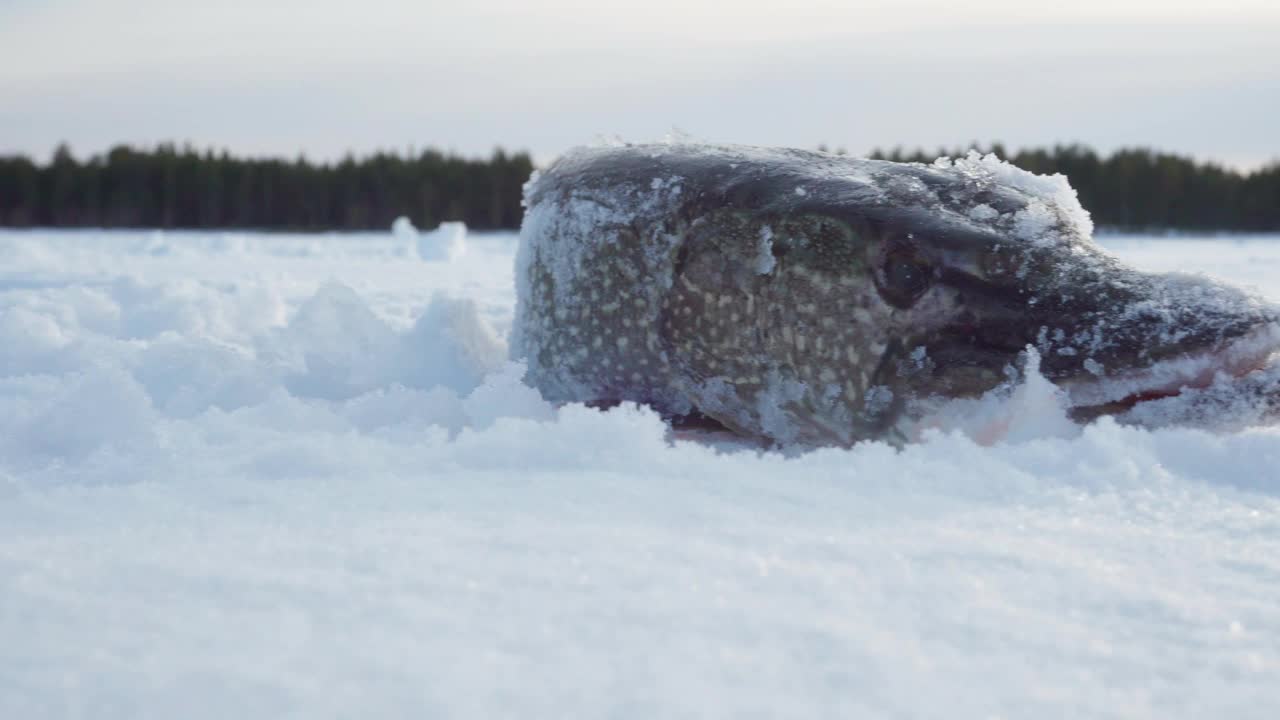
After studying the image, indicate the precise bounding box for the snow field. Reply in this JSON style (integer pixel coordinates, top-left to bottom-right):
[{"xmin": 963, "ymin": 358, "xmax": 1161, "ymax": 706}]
[{"xmin": 1, "ymin": 229, "xmax": 1280, "ymax": 718}]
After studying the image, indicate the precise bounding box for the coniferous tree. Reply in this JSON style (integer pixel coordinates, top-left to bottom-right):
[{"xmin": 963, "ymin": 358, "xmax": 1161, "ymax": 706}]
[{"xmin": 0, "ymin": 143, "xmax": 1274, "ymax": 231}]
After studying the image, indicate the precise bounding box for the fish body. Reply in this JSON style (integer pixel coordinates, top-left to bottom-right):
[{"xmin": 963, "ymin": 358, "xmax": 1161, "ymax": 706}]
[{"xmin": 514, "ymin": 143, "xmax": 1280, "ymax": 445}]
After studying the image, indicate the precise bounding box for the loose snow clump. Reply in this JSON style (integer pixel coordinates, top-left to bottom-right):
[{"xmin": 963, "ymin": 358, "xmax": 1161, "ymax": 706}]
[{"xmin": 416, "ymin": 221, "xmax": 468, "ymax": 262}]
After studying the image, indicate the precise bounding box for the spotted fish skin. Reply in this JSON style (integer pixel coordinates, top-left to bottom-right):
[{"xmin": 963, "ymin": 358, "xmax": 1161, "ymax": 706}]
[{"xmin": 513, "ymin": 143, "xmax": 1280, "ymax": 445}]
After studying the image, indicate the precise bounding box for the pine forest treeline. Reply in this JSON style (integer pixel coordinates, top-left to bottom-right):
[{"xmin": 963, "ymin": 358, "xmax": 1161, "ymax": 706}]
[
  {"xmin": 0, "ymin": 144, "xmax": 533, "ymax": 231},
  {"xmin": 0, "ymin": 142, "xmax": 1277, "ymax": 232}
]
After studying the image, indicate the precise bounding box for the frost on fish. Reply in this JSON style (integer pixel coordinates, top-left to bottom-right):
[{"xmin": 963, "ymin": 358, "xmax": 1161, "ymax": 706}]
[
  {"xmin": 514, "ymin": 142, "xmax": 1280, "ymax": 445},
  {"xmin": 513, "ymin": 164, "xmax": 693, "ymax": 416}
]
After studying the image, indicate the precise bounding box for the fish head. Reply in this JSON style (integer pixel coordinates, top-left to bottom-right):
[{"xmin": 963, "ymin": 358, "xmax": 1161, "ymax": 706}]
[
  {"xmin": 790, "ymin": 155, "xmax": 1280, "ymax": 425},
  {"xmin": 525, "ymin": 143, "xmax": 1280, "ymax": 443}
]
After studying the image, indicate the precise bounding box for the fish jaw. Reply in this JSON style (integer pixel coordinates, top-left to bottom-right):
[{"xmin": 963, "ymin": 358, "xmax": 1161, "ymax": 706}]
[{"xmin": 1060, "ymin": 322, "xmax": 1280, "ymax": 419}]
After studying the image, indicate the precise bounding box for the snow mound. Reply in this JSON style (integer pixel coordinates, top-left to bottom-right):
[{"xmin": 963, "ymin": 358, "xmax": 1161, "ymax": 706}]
[
  {"xmin": 421, "ymin": 221, "xmax": 469, "ymax": 262},
  {"xmin": 391, "ymin": 215, "xmax": 417, "ymax": 240},
  {"xmin": 273, "ymin": 284, "xmax": 504, "ymax": 401},
  {"xmin": 391, "ymin": 216, "xmax": 468, "ymax": 261}
]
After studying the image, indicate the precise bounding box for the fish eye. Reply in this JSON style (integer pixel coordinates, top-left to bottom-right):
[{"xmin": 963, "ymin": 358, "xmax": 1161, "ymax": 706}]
[{"xmin": 876, "ymin": 242, "xmax": 933, "ymax": 308}]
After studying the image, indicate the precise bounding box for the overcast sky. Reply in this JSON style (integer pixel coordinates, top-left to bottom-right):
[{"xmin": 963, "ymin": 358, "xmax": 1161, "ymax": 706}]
[{"xmin": 2, "ymin": 0, "xmax": 1277, "ymax": 168}]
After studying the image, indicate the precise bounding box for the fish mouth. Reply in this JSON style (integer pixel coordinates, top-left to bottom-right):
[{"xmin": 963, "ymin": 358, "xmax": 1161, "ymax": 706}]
[{"xmin": 1062, "ymin": 323, "xmax": 1280, "ymax": 421}]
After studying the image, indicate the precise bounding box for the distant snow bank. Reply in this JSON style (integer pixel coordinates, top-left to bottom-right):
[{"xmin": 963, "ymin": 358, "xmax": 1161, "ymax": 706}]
[
  {"xmin": 2, "ymin": 228, "xmax": 1280, "ymax": 719},
  {"xmin": 392, "ymin": 215, "xmax": 468, "ymax": 261}
]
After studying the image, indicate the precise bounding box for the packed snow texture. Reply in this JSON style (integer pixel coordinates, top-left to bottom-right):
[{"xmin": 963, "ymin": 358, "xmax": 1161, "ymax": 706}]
[{"xmin": 3, "ymin": 228, "xmax": 1280, "ymax": 718}]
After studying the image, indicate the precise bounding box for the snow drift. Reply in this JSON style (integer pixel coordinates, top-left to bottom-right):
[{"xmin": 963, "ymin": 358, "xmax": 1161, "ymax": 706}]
[{"xmin": 392, "ymin": 216, "xmax": 468, "ymax": 262}]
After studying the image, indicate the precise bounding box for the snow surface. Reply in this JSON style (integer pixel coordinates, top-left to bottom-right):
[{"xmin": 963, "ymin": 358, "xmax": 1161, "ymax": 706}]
[{"xmin": 2, "ymin": 228, "xmax": 1280, "ymax": 718}]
